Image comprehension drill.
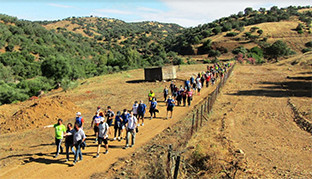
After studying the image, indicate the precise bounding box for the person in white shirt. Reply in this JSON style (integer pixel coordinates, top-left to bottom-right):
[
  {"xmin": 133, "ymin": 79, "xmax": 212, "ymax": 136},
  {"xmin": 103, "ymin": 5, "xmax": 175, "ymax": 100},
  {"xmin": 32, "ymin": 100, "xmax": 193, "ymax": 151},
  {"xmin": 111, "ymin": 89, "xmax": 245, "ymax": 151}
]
[
  {"xmin": 124, "ymin": 111, "xmax": 137, "ymax": 149},
  {"xmin": 72, "ymin": 122, "xmax": 86, "ymax": 165},
  {"xmin": 132, "ymin": 101, "xmax": 139, "ymax": 122},
  {"xmin": 95, "ymin": 118, "xmax": 110, "ymax": 158}
]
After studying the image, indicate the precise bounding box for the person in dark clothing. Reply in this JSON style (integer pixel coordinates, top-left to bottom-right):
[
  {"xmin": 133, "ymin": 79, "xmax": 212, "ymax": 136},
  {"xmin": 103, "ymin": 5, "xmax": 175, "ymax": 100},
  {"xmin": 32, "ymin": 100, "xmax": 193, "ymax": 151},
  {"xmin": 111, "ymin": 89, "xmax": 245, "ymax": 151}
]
[{"xmin": 65, "ymin": 123, "xmax": 76, "ymax": 162}]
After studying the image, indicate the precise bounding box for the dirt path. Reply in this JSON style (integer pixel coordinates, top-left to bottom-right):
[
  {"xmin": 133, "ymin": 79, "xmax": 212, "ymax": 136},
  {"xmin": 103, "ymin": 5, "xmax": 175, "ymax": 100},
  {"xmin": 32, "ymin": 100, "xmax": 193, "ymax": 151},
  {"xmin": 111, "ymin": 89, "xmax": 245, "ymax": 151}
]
[
  {"xmin": 0, "ymin": 64, "xmax": 222, "ymax": 178},
  {"xmin": 205, "ymin": 64, "xmax": 312, "ymax": 178}
]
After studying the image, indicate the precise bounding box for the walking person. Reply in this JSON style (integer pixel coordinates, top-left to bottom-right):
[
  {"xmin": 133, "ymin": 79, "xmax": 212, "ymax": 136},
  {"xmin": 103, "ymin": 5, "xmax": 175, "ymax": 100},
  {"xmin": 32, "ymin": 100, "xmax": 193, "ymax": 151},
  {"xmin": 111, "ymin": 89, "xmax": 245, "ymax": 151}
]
[
  {"xmin": 44, "ymin": 118, "xmax": 66, "ymax": 158},
  {"xmin": 149, "ymin": 98, "xmax": 158, "ymax": 119},
  {"xmin": 148, "ymin": 90, "xmax": 155, "ymax": 102},
  {"xmin": 73, "ymin": 122, "xmax": 86, "ymax": 166},
  {"xmin": 187, "ymin": 89, "xmax": 193, "ymax": 106},
  {"xmin": 197, "ymin": 79, "xmax": 202, "ymax": 95},
  {"xmin": 137, "ymin": 100, "xmax": 147, "ymax": 126},
  {"xmin": 65, "ymin": 123, "xmax": 75, "ymax": 162},
  {"xmin": 105, "ymin": 106, "xmax": 115, "ymax": 129},
  {"xmin": 75, "ymin": 112, "xmax": 84, "ymax": 128},
  {"xmin": 121, "ymin": 109, "xmax": 130, "ymax": 140},
  {"xmin": 95, "ymin": 118, "xmax": 109, "ymax": 158},
  {"xmin": 91, "ymin": 112, "xmax": 102, "ymax": 143},
  {"xmin": 132, "ymin": 101, "xmax": 139, "ymax": 118},
  {"xmin": 124, "ymin": 111, "xmax": 137, "ymax": 149},
  {"xmin": 113, "ymin": 111, "xmax": 122, "ymax": 141},
  {"xmin": 166, "ymin": 96, "xmax": 175, "ymax": 119},
  {"xmin": 170, "ymin": 81, "xmax": 175, "ymax": 95},
  {"xmin": 163, "ymin": 86, "xmax": 169, "ymax": 102},
  {"xmin": 182, "ymin": 88, "xmax": 187, "ymax": 106}
]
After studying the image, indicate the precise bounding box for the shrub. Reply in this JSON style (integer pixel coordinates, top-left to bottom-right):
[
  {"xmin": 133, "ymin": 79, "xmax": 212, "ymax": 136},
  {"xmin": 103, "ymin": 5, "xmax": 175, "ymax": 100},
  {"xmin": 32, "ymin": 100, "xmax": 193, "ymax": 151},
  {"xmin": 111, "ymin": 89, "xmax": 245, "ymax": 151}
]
[
  {"xmin": 17, "ymin": 76, "xmax": 54, "ymax": 97},
  {"xmin": 225, "ymin": 32, "xmax": 238, "ymax": 37},
  {"xmin": 305, "ymin": 41, "xmax": 312, "ymax": 47},
  {"xmin": 302, "ymin": 48, "xmax": 312, "ymax": 53},
  {"xmin": 0, "ymin": 82, "xmax": 29, "ymax": 105}
]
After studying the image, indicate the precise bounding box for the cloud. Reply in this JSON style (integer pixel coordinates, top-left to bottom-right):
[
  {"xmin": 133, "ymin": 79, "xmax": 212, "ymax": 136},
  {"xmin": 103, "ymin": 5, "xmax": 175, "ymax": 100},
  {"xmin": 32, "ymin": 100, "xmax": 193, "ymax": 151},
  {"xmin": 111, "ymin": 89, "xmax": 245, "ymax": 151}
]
[
  {"xmin": 95, "ymin": 8, "xmax": 133, "ymax": 15},
  {"xmin": 48, "ymin": 3, "xmax": 74, "ymax": 9}
]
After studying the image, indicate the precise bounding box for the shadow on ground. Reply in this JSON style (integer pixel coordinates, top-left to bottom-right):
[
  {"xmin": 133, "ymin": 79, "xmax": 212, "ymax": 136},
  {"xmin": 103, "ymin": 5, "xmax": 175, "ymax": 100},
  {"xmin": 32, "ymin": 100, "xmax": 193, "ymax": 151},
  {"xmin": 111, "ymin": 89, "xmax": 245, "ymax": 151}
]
[{"xmin": 228, "ymin": 76, "xmax": 312, "ymax": 98}]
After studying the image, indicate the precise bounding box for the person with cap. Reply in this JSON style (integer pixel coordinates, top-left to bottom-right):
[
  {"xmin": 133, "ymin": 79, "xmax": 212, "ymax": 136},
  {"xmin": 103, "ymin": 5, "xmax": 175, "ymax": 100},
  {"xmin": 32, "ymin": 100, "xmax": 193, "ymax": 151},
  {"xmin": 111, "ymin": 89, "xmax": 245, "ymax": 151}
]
[
  {"xmin": 120, "ymin": 109, "xmax": 130, "ymax": 140},
  {"xmin": 132, "ymin": 101, "xmax": 139, "ymax": 119},
  {"xmin": 124, "ymin": 111, "xmax": 137, "ymax": 149},
  {"xmin": 44, "ymin": 118, "xmax": 66, "ymax": 158},
  {"xmin": 75, "ymin": 112, "xmax": 84, "ymax": 128},
  {"xmin": 137, "ymin": 100, "xmax": 147, "ymax": 126},
  {"xmin": 95, "ymin": 117, "xmax": 110, "ymax": 158},
  {"xmin": 72, "ymin": 122, "xmax": 86, "ymax": 165},
  {"xmin": 96, "ymin": 106, "xmax": 102, "ymax": 114},
  {"xmin": 149, "ymin": 98, "xmax": 158, "ymax": 119},
  {"xmin": 166, "ymin": 96, "xmax": 176, "ymax": 119},
  {"xmin": 91, "ymin": 112, "xmax": 102, "ymax": 143},
  {"xmin": 163, "ymin": 86, "xmax": 169, "ymax": 102}
]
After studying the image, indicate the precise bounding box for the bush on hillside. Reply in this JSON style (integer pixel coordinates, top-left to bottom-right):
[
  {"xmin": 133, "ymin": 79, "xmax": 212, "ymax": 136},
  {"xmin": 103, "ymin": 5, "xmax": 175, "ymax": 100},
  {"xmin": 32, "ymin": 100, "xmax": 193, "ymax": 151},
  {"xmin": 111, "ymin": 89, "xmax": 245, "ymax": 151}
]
[
  {"xmin": 305, "ymin": 41, "xmax": 312, "ymax": 48},
  {"xmin": 225, "ymin": 32, "xmax": 238, "ymax": 37},
  {"xmin": 264, "ymin": 40, "xmax": 294, "ymax": 61}
]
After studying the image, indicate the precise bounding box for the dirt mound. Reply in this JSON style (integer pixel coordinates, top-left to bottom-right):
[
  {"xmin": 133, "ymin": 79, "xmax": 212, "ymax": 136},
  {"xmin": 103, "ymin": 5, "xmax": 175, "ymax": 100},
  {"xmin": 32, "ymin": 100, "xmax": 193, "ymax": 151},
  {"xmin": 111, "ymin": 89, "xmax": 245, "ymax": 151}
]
[{"xmin": 0, "ymin": 96, "xmax": 85, "ymax": 133}]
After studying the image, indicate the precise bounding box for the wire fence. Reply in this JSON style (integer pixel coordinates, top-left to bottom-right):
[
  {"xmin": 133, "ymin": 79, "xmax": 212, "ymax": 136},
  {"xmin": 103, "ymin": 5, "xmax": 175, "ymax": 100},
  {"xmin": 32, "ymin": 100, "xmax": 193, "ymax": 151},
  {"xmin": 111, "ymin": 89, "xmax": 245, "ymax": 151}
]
[{"xmin": 167, "ymin": 63, "xmax": 236, "ymax": 179}]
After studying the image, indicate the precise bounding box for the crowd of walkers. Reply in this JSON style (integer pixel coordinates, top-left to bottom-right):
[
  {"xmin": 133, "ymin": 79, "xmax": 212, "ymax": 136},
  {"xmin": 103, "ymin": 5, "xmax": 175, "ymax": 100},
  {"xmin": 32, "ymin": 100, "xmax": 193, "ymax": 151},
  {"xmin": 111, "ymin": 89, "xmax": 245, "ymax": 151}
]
[{"xmin": 44, "ymin": 62, "xmax": 231, "ymax": 166}]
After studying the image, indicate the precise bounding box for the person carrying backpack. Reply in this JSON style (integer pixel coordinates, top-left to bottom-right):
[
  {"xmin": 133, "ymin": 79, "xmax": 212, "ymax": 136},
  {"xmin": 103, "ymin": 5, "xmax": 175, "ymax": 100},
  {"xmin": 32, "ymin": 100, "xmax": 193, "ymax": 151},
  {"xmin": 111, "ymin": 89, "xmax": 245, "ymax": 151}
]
[
  {"xmin": 124, "ymin": 111, "xmax": 137, "ymax": 149},
  {"xmin": 72, "ymin": 122, "xmax": 86, "ymax": 166},
  {"xmin": 105, "ymin": 106, "xmax": 115, "ymax": 128},
  {"xmin": 166, "ymin": 96, "xmax": 175, "ymax": 119},
  {"xmin": 149, "ymin": 98, "xmax": 158, "ymax": 119},
  {"xmin": 132, "ymin": 101, "xmax": 139, "ymax": 118},
  {"xmin": 187, "ymin": 89, "xmax": 193, "ymax": 106},
  {"xmin": 113, "ymin": 111, "xmax": 122, "ymax": 141},
  {"xmin": 137, "ymin": 100, "xmax": 147, "ymax": 126},
  {"xmin": 95, "ymin": 117, "xmax": 109, "ymax": 158},
  {"xmin": 163, "ymin": 86, "xmax": 169, "ymax": 102},
  {"xmin": 91, "ymin": 112, "xmax": 102, "ymax": 143},
  {"xmin": 121, "ymin": 109, "xmax": 130, "ymax": 140},
  {"xmin": 75, "ymin": 112, "xmax": 84, "ymax": 128}
]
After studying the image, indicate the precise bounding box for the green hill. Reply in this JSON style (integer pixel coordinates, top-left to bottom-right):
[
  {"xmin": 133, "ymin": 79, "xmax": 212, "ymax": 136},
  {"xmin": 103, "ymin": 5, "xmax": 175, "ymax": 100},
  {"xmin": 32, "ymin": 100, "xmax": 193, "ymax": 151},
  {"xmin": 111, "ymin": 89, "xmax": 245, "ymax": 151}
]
[{"xmin": 0, "ymin": 5, "xmax": 311, "ymax": 105}]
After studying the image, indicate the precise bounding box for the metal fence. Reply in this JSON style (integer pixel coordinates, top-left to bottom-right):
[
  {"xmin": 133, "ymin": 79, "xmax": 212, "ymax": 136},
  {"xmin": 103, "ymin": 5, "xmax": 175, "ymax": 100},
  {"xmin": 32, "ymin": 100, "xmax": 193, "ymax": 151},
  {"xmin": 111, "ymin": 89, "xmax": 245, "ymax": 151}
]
[{"xmin": 168, "ymin": 63, "xmax": 236, "ymax": 179}]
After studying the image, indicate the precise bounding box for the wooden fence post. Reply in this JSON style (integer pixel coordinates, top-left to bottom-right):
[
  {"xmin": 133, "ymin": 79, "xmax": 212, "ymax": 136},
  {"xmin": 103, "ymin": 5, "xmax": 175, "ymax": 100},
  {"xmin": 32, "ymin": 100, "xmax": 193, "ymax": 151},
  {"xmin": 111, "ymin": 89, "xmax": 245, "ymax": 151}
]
[
  {"xmin": 191, "ymin": 113, "xmax": 195, "ymax": 136},
  {"xmin": 200, "ymin": 105, "xmax": 203, "ymax": 127},
  {"xmin": 196, "ymin": 109, "xmax": 199, "ymax": 131},
  {"xmin": 173, "ymin": 155, "xmax": 181, "ymax": 179},
  {"xmin": 167, "ymin": 144, "xmax": 172, "ymax": 178}
]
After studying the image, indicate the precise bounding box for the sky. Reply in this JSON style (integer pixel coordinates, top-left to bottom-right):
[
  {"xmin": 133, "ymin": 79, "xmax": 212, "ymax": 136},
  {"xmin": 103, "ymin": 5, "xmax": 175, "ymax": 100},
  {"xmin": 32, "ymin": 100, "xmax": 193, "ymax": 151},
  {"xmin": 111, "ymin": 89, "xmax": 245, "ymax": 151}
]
[{"xmin": 0, "ymin": 0, "xmax": 311, "ymax": 27}]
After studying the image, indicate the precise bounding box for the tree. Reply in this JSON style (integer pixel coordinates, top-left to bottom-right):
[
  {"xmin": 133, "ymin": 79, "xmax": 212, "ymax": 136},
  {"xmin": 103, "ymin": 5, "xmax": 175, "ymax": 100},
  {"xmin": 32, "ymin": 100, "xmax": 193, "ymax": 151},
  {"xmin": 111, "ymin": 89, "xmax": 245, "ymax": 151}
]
[
  {"xmin": 264, "ymin": 40, "xmax": 293, "ymax": 61},
  {"xmin": 244, "ymin": 7, "xmax": 253, "ymax": 16},
  {"xmin": 41, "ymin": 56, "xmax": 71, "ymax": 82}
]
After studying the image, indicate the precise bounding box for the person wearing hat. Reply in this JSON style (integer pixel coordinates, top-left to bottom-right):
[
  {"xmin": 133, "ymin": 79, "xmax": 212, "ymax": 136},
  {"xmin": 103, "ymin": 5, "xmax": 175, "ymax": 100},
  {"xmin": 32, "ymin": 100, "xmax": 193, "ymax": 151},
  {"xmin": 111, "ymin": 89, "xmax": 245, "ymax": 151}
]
[
  {"xmin": 44, "ymin": 118, "xmax": 66, "ymax": 158},
  {"xmin": 95, "ymin": 117, "xmax": 110, "ymax": 158},
  {"xmin": 166, "ymin": 96, "xmax": 175, "ymax": 119},
  {"xmin": 91, "ymin": 112, "xmax": 102, "ymax": 143},
  {"xmin": 75, "ymin": 112, "xmax": 84, "ymax": 128}
]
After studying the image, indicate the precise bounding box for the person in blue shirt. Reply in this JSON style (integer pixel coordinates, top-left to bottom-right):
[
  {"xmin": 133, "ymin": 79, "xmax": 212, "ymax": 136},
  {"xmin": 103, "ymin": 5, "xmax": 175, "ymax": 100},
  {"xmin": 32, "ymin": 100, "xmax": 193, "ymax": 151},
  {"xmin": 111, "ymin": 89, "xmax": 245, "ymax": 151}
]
[
  {"xmin": 120, "ymin": 109, "xmax": 130, "ymax": 140},
  {"xmin": 163, "ymin": 86, "xmax": 169, "ymax": 102},
  {"xmin": 113, "ymin": 111, "xmax": 122, "ymax": 141},
  {"xmin": 166, "ymin": 96, "xmax": 176, "ymax": 119},
  {"xmin": 137, "ymin": 100, "xmax": 147, "ymax": 126},
  {"xmin": 149, "ymin": 98, "xmax": 158, "ymax": 119}
]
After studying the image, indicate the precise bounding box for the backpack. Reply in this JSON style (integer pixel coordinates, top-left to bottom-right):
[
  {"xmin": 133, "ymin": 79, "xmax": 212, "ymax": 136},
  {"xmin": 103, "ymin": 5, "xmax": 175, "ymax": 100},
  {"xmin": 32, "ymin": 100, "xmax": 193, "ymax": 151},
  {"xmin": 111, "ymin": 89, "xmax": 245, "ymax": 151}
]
[
  {"xmin": 168, "ymin": 99, "xmax": 175, "ymax": 107},
  {"xmin": 75, "ymin": 117, "xmax": 83, "ymax": 127}
]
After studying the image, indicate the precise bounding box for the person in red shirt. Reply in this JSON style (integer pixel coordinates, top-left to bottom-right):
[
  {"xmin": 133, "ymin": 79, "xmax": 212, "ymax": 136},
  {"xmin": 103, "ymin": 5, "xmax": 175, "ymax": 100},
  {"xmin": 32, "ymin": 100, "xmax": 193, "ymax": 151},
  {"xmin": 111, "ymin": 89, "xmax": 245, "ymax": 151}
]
[{"xmin": 187, "ymin": 89, "xmax": 193, "ymax": 106}]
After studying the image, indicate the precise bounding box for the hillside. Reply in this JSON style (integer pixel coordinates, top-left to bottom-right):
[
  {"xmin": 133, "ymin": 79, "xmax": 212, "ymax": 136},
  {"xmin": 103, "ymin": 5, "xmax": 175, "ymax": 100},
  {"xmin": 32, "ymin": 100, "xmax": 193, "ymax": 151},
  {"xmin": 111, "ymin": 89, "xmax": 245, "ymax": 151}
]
[
  {"xmin": 0, "ymin": 6, "xmax": 311, "ymax": 106},
  {"xmin": 167, "ymin": 6, "xmax": 312, "ymax": 57},
  {"xmin": 40, "ymin": 17, "xmax": 183, "ymax": 45}
]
